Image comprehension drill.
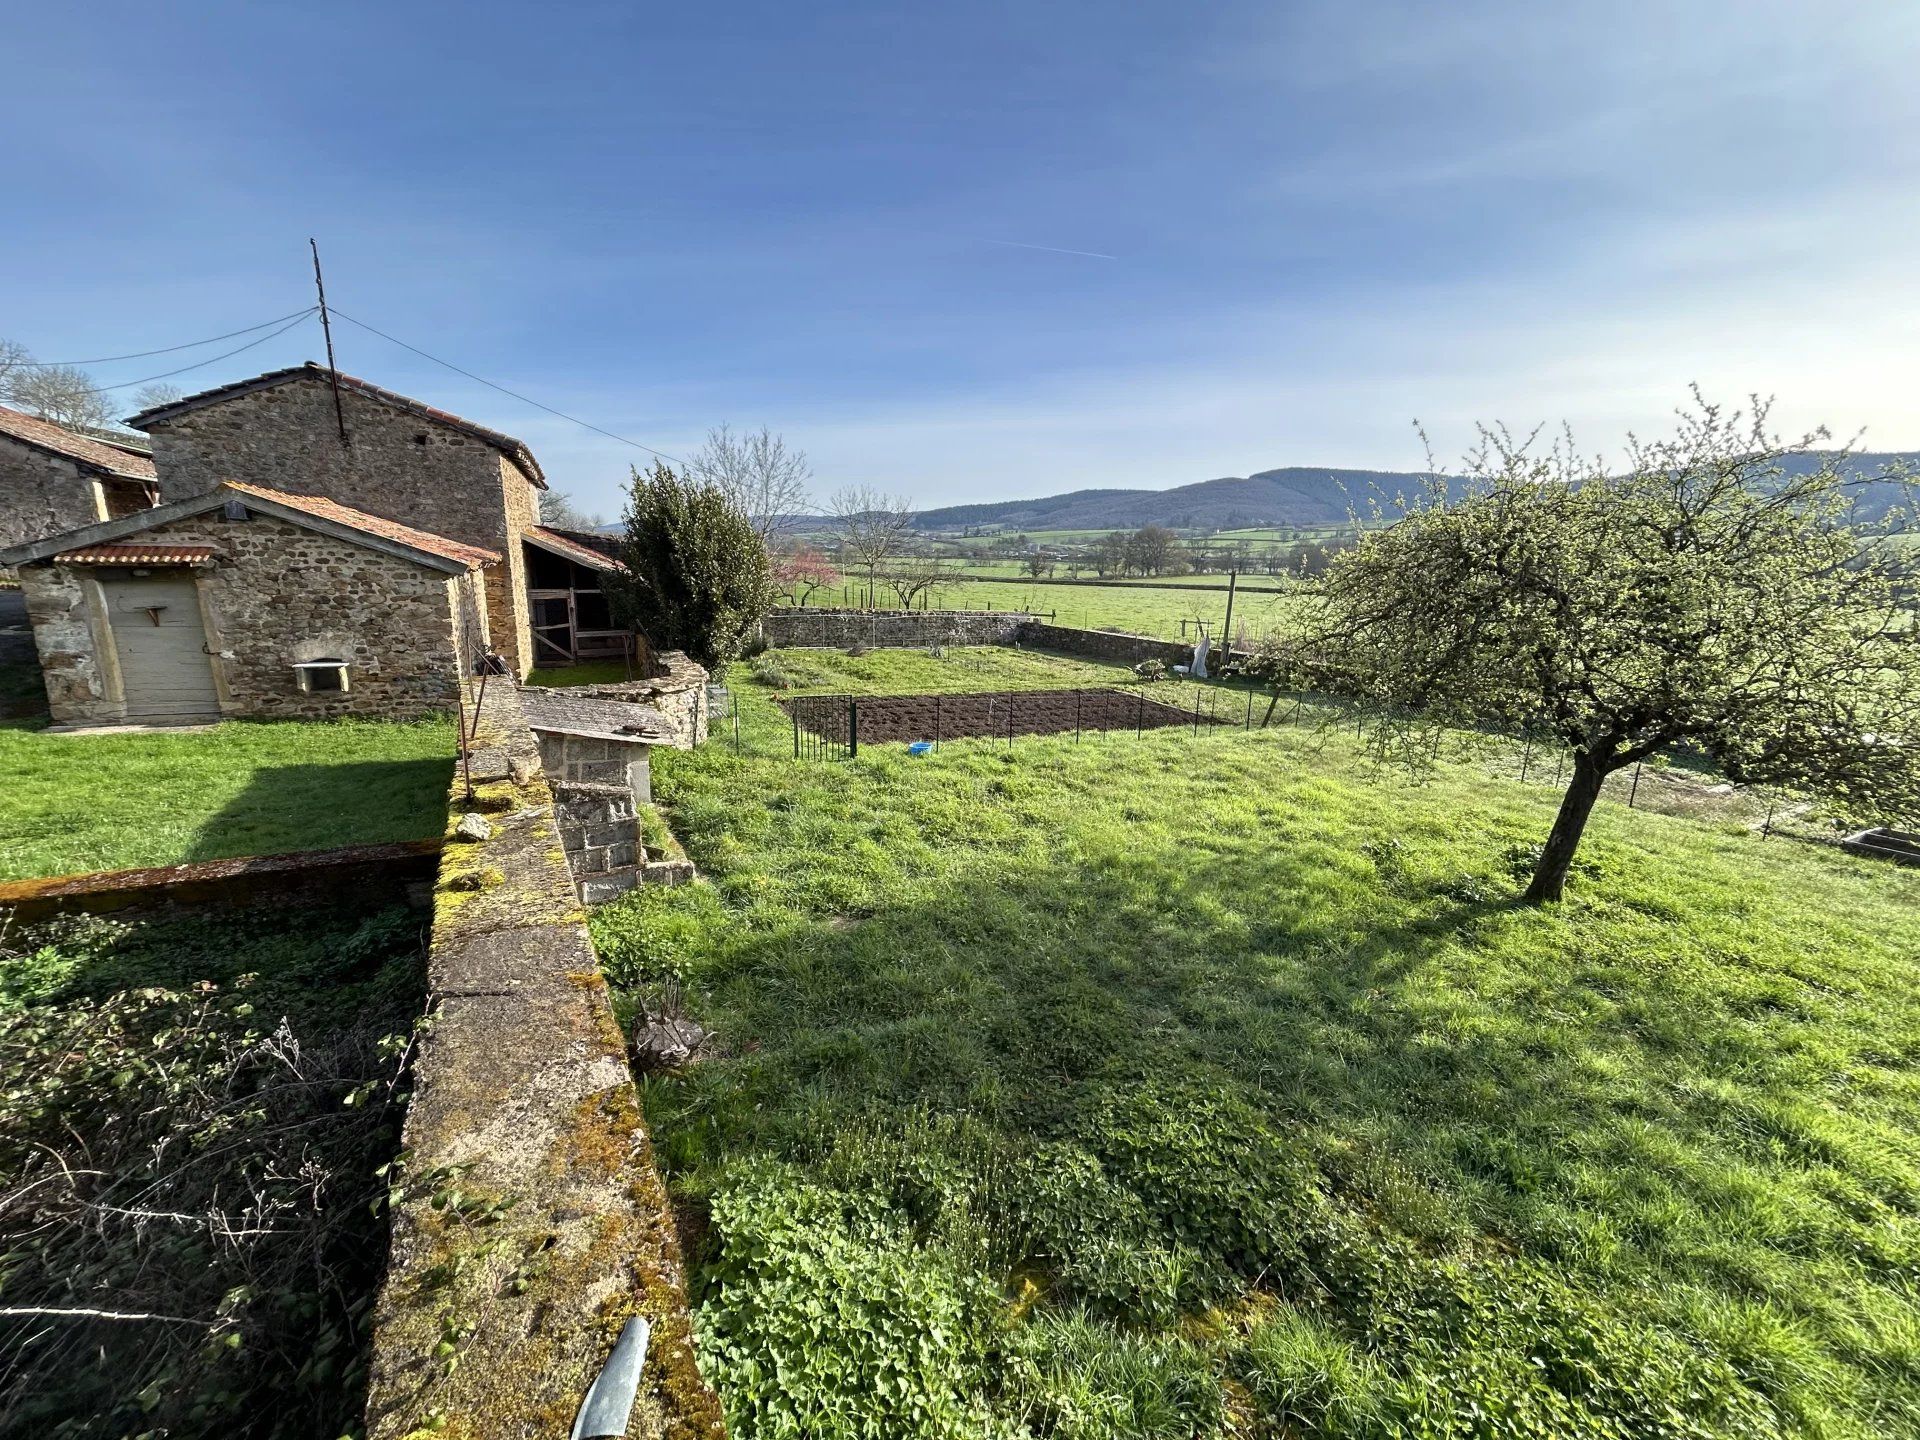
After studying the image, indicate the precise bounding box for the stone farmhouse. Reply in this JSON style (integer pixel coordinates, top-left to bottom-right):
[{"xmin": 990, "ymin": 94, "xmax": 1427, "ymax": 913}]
[
  {"xmin": 0, "ymin": 363, "xmax": 633, "ymax": 726},
  {"xmin": 0, "ymin": 405, "xmax": 160, "ymax": 551}
]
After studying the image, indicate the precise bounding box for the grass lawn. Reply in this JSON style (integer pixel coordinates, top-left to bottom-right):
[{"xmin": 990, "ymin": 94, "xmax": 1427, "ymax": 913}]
[
  {"xmin": 592, "ymin": 648, "xmax": 1920, "ymax": 1439},
  {"xmin": 0, "ymin": 716, "xmax": 456, "ymax": 880}
]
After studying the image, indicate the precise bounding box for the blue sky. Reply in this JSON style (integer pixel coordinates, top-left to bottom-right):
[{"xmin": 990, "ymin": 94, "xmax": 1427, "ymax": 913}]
[{"xmin": 7, "ymin": 1, "xmax": 1918, "ymax": 514}]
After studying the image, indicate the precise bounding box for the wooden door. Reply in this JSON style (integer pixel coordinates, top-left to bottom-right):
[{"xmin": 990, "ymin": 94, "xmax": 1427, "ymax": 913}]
[{"xmin": 99, "ymin": 573, "xmax": 220, "ymax": 722}]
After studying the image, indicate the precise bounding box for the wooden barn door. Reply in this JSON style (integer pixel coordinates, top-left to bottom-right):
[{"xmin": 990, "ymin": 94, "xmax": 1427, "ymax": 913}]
[{"xmin": 99, "ymin": 573, "xmax": 220, "ymax": 722}]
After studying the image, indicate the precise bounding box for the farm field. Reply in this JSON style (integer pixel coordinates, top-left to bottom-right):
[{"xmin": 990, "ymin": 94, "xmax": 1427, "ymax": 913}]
[
  {"xmin": 784, "ymin": 578, "xmax": 1302, "ymax": 640},
  {"xmin": 0, "ymin": 717, "xmax": 456, "ymax": 879},
  {"xmin": 594, "ymin": 646, "xmax": 1920, "ymax": 1439}
]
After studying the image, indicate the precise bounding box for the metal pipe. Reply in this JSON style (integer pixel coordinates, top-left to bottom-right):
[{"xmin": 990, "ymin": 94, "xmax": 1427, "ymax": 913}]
[{"xmin": 571, "ymin": 1316, "xmax": 651, "ymax": 1440}]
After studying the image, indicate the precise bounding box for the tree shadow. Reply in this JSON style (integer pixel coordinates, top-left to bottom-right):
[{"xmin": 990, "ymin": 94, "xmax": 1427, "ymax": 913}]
[{"xmin": 182, "ymin": 757, "xmax": 453, "ymax": 863}]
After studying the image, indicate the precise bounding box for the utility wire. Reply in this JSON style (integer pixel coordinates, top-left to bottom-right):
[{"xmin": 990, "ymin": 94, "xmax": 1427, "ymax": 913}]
[
  {"xmin": 22, "ymin": 308, "xmax": 318, "ymax": 368},
  {"xmin": 328, "ymin": 308, "xmax": 690, "ymax": 469},
  {"xmin": 72, "ymin": 312, "xmax": 317, "ymax": 397}
]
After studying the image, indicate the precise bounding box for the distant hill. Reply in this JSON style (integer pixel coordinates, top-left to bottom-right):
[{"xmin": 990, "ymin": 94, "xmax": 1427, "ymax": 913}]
[{"xmin": 912, "ymin": 453, "xmax": 1919, "ymax": 533}]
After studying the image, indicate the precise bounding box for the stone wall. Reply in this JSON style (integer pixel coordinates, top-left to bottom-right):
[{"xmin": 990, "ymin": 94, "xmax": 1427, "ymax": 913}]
[
  {"xmin": 0, "ymin": 436, "xmax": 103, "ymax": 552},
  {"xmin": 762, "ymin": 606, "xmax": 1029, "ymax": 649},
  {"xmin": 19, "ymin": 509, "xmax": 469, "ymax": 724},
  {"xmin": 1015, "ymin": 620, "xmax": 1198, "ymax": 668},
  {"xmin": 565, "ymin": 650, "xmax": 711, "ymax": 747},
  {"xmin": 783, "ymin": 686, "xmax": 1208, "ymax": 745},
  {"xmin": 366, "ymin": 678, "xmax": 723, "ymax": 1440},
  {"xmin": 144, "ymin": 373, "xmax": 539, "ymax": 674}
]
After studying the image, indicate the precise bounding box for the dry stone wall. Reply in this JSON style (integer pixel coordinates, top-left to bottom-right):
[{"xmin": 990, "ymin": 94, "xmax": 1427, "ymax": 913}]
[
  {"xmin": 762, "ymin": 606, "xmax": 1029, "ymax": 648},
  {"xmin": 783, "ymin": 686, "xmax": 1209, "ymax": 744}
]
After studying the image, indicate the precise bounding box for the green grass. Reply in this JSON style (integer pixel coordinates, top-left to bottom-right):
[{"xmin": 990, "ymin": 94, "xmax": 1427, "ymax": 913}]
[
  {"xmin": 593, "ymin": 652, "xmax": 1920, "ymax": 1439},
  {"xmin": 744, "ymin": 645, "xmax": 1140, "ymax": 697},
  {"xmin": 787, "ymin": 579, "xmax": 1302, "ymax": 641},
  {"xmin": 0, "ymin": 716, "xmax": 456, "ymax": 880}
]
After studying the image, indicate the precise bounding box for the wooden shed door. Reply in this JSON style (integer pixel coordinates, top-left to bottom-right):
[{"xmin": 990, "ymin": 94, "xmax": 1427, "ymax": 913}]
[{"xmin": 100, "ymin": 574, "xmax": 220, "ymax": 722}]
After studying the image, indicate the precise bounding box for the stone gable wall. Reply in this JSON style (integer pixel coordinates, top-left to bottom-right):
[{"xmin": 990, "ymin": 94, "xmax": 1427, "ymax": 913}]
[
  {"xmin": 145, "ymin": 374, "xmax": 536, "ymax": 673},
  {"xmin": 0, "ymin": 437, "xmax": 101, "ymax": 552},
  {"xmin": 19, "ymin": 509, "xmax": 468, "ymax": 724}
]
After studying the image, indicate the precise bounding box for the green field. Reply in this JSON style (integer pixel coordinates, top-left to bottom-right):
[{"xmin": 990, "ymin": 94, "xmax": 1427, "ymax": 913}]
[
  {"xmin": 0, "ymin": 717, "xmax": 456, "ymax": 879},
  {"xmin": 595, "ymin": 646, "xmax": 1920, "ymax": 1439},
  {"xmin": 786, "ymin": 579, "xmax": 1301, "ymax": 641}
]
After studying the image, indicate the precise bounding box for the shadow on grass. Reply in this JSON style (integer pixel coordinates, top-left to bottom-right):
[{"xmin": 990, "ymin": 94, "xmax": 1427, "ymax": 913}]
[{"xmin": 182, "ymin": 757, "xmax": 453, "ymax": 863}]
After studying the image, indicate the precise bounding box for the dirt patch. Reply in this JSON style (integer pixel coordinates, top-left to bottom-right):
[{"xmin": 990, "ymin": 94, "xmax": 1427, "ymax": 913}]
[{"xmin": 781, "ymin": 687, "xmax": 1217, "ymax": 745}]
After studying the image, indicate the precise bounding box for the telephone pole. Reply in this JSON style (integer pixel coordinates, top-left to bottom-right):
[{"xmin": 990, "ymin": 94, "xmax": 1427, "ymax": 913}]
[{"xmin": 309, "ymin": 238, "xmax": 349, "ymax": 446}]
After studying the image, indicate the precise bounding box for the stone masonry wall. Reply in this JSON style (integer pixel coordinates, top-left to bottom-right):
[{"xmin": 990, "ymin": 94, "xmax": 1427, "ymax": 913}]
[
  {"xmin": 0, "ymin": 436, "xmax": 103, "ymax": 552},
  {"xmin": 145, "ymin": 373, "xmax": 538, "ymax": 674},
  {"xmin": 783, "ymin": 686, "xmax": 1208, "ymax": 745},
  {"xmin": 1015, "ymin": 620, "xmax": 1199, "ymax": 668},
  {"xmin": 566, "ymin": 650, "xmax": 711, "ymax": 748},
  {"xmin": 20, "ymin": 510, "xmax": 468, "ymax": 724},
  {"xmin": 762, "ymin": 606, "xmax": 1029, "ymax": 649},
  {"xmin": 366, "ymin": 679, "xmax": 724, "ymax": 1439}
]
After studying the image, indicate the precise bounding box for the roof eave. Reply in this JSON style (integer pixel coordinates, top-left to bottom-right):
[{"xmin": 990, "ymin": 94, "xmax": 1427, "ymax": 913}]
[{"xmin": 0, "ymin": 484, "xmax": 478, "ymax": 575}]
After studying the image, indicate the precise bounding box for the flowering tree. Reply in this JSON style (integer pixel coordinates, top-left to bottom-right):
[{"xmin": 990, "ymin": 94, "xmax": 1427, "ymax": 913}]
[{"xmin": 772, "ymin": 544, "xmax": 840, "ymax": 605}]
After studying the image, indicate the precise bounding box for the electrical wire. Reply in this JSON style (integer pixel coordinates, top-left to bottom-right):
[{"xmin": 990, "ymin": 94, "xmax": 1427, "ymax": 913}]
[
  {"xmin": 22, "ymin": 308, "xmax": 319, "ymax": 368},
  {"xmin": 328, "ymin": 308, "xmax": 690, "ymax": 468},
  {"xmin": 73, "ymin": 312, "xmax": 317, "ymax": 397}
]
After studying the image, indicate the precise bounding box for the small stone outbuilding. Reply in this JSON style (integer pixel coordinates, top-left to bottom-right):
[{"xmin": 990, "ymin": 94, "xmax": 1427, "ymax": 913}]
[
  {"xmin": 128, "ymin": 364, "xmax": 546, "ymax": 674},
  {"xmin": 0, "ymin": 481, "xmax": 496, "ymax": 725},
  {"xmin": 0, "ymin": 404, "xmax": 159, "ymax": 553}
]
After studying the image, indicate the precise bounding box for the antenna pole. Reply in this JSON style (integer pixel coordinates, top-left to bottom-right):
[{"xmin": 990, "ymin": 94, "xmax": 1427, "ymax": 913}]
[{"xmin": 309, "ymin": 238, "xmax": 349, "ymax": 446}]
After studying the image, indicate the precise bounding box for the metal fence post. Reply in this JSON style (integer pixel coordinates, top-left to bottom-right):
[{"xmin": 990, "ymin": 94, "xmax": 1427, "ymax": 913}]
[
  {"xmin": 1628, "ymin": 761, "xmax": 1643, "ymax": 808},
  {"xmin": 793, "ymin": 712, "xmax": 800, "ymax": 759},
  {"xmin": 849, "ymin": 699, "xmax": 859, "ymax": 759},
  {"xmin": 1076, "ymin": 688, "xmax": 1082, "ymax": 743}
]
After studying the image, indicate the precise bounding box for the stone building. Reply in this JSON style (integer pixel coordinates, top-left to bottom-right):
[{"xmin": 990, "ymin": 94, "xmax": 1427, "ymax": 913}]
[
  {"xmin": 0, "ymin": 481, "xmax": 495, "ymax": 725},
  {"xmin": 127, "ymin": 364, "xmax": 547, "ymax": 674},
  {"xmin": 0, "ymin": 404, "xmax": 159, "ymax": 553}
]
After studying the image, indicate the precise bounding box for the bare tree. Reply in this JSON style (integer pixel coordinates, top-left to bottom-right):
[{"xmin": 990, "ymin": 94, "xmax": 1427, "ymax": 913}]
[
  {"xmin": 0, "ymin": 340, "xmax": 31, "ymax": 401},
  {"xmin": 538, "ymin": 490, "xmax": 605, "ymax": 529},
  {"xmin": 690, "ymin": 424, "xmax": 813, "ymax": 545},
  {"xmin": 881, "ymin": 555, "xmax": 963, "ymax": 610},
  {"xmin": 828, "ymin": 484, "xmax": 915, "ymax": 605},
  {"xmin": 132, "ymin": 382, "xmax": 186, "ymax": 413},
  {"xmin": 3, "ymin": 362, "xmax": 114, "ymax": 430}
]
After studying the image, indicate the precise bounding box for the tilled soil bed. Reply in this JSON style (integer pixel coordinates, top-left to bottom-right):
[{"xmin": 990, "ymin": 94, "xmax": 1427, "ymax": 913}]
[{"xmin": 781, "ymin": 687, "xmax": 1217, "ymax": 745}]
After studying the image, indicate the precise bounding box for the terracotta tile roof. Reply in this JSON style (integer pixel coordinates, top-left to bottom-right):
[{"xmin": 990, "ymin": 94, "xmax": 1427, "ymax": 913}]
[
  {"xmin": 0, "ymin": 405, "xmax": 158, "ymax": 482},
  {"xmin": 126, "ymin": 363, "xmax": 546, "ymax": 487},
  {"xmin": 222, "ymin": 481, "xmax": 501, "ymax": 569},
  {"xmin": 526, "ymin": 525, "xmax": 627, "ymax": 573},
  {"xmin": 57, "ymin": 543, "xmax": 217, "ymax": 565}
]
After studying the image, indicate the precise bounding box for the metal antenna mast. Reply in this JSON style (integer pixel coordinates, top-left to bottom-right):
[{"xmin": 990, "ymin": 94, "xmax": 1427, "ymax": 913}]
[{"xmin": 309, "ymin": 238, "xmax": 349, "ymax": 445}]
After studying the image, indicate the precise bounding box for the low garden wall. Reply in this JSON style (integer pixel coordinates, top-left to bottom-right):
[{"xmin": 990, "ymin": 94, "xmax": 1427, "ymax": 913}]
[
  {"xmin": 782, "ymin": 686, "xmax": 1212, "ymax": 745},
  {"xmin": 564, "ymin": 648, "xmax": 710, "ymax": 746},
  {"xmin": 364, "ymin": 678, "xmax": 723, "ymax": 1440},
  {"xmin": 763, "ymin": 606, "xmax": 1029, "ymax": 648},
  {"xmin": 0, "ymin": 839, "xmax": 439, "ymax": 925}
]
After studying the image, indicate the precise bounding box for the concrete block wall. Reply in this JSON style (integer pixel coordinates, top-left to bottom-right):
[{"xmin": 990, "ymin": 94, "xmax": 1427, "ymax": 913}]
[{"xmin": 537, "ymin": 727, "xmax": 694, "ymax": 902}]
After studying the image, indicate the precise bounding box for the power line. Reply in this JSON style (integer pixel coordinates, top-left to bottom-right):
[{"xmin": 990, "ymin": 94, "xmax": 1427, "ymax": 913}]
[
  {"xmin": 328, "ymin": 308, "xmax": 690, "ymax": 469},
  {"xmin": 75, "ymin": 312, "xmax": 317, "ymax": 397},
  {"xmin": 22, "ymin": 309, "xmax": 318, "ymax": 367}
]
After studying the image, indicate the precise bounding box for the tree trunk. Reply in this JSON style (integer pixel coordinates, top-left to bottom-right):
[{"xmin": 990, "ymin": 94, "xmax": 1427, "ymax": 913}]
[{"xmin": 1523, "ymin": 748, "xmax": 1615, "ymax": 904}]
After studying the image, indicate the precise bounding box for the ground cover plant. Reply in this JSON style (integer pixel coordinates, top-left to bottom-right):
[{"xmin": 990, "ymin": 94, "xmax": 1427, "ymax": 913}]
[
  {"xmin": 593, "ymin": 657, "xmax": 1920, "ymax": 1439},
  {"xmin": 0, "ymin": 716, "xmax": 455, "ymax": 880},
  {"xmin": 0, "ymin": 900, "xmax": 426, "ymax": 1439}
]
